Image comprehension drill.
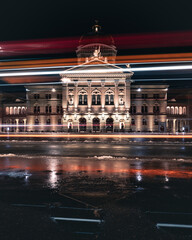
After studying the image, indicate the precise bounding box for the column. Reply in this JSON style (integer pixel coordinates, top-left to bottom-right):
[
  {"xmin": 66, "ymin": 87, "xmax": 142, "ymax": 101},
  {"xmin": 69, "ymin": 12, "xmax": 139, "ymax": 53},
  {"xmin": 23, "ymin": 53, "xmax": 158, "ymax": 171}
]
[
  {"xmin": 125, "ymin": 79, "xmax": 131, "ymax": 131},
  {"xmin": 23, "ymin": 119, "xmax": 27, "ymax": 132},
  {"xmin": 87, "ymin": 80, "xmax": 92, "ymax": 132},
  {"xmin": 73, "ymin": 81, "xmax": 78, "ymax": 132},
  {"xmin": 114, "ymin": 80, "xmax": 119, "ymax": 131},
  {"xmin": 16, "ymin": 119, "xmax": 19, "ymax": 132},
  {"xmin": 101, "ymin": 80, "xmax": 105, "ymax": 132},
  {"xmin": 173, "ymin": 119, "xmax": 176, "ymax": 133},
  {"xmin": 62, "ymin": 82, "xmax": 68, "ymax": 132}
]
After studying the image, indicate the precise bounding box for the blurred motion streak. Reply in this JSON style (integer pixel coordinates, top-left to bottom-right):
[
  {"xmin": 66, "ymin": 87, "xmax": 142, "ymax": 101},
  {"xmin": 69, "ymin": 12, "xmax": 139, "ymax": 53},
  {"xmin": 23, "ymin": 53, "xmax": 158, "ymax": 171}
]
[
  {"xmin": 0, "ymin": 134, "xmax": 192, "ymax": 139},
  {"xmin": 1, "ymin": 31, "xmax": 192, "ymax": 58},
  {"xmin": 1, "ymin": 53, "xmax": 192, "ymax": 72}
]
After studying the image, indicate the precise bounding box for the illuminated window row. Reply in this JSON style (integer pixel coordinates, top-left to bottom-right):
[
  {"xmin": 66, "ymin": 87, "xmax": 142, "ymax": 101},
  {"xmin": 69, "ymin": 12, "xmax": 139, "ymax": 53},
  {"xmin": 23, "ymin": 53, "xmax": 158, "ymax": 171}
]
[
  {"xmin": 5, "ymin": 106, "xmax": 26, "ymax": 115},
  {"xmin": 166, "ymin": 106, "xmax": 186, "ymax": 115}
]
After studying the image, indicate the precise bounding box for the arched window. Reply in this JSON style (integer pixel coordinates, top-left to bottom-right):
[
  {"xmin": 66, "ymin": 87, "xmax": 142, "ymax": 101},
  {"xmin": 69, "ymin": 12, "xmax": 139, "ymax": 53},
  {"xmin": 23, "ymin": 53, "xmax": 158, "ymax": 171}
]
[
  {"xmin": 92, "ymin": 89, "xmax": 101, "ymax": 105},
  {"xmin": 166, "ymin": 106, "xmax": 170, "ymax": 114},
  {"xmin": 142, "ymin": 119, "xmax": 147, "ymax": 125},
  {"xmin": 79, "ymin": 118, "xmax": 86, "ymax": 131},
  {"xmin": 130, "ymin": 105, "xmax": 136, "ymax": 114},
  {"xmin": 106, "ymin": 118, "xmax": 113, "ymax": 131},
  {"xmin": 5, "ymin": 107, "xmax": 9, "ymax": 115},
  {"xmin": 183, "ymin": 107, "xmax": 186, "ymax": 115},
  {"xmin": 105, "ymin": 89, "xmax": 114, "ymax": 105},
  {"xmin": 175, "ymin": 106, "xmax": 178, "ymax": 115},
  {"xmin": 22, "ymin": 107, "xmax": 25, "ymax": 114},
  {"xmin": 34, "ymin": 106, "xmax": 40, "ymax": 114},
  {"xmin": 171, "ymin": 106, "xmax": 174, "ymax": 114},
  {"xmin": 18, "ymin": 107, "xmax": 21, "ymax": 115},
  {"xmin": 14, "ymin": 107, "xmax": 17, "ymax": 115},
  {"xmin": 179, "ymin": 106, "xmax": 182, "ymax": 115},
  {"xmin": 141, "ymin": 105, "xmax": 148, "ymax": 114},
  {"xmin": 93, "ymin": 117, "xmax": 100, "ymax": 131},
  {"xmin": 78, "ymin": 89, "xmax": 87, "ymax": 105},
  {"xmin": 153, "ymin": 105, "xmax": 160, "ymax": 114},
  {"xmin": 57, "ymin": 105, "xmax": 62, "ymax": 114},
  {"xmin": 10, "ymin": 107, "xmax": 13, "ymax": 115},
  {"xmin": 45, "ymin": 105, "xmax": 52, "ymax": 113}
]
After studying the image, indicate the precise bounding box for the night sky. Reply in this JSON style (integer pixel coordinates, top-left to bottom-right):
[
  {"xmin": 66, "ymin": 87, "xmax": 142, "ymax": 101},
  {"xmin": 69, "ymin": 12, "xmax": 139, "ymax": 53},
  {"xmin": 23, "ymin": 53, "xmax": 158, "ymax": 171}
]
[
  {"xmin": 1, "ymin": 0, "xmax": 192, "ymax": 41},
  {"xmin": 1, "ymin": 0, "xmax": 192, "ymax": 93}
]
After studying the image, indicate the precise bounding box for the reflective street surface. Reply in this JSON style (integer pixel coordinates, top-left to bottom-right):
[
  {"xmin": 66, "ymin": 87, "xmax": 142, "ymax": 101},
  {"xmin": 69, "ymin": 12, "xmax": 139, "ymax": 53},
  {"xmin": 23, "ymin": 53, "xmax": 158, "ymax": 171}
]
[{"xmin": 1, "ymin": 140, "xmax": 192, "ymax": 239}]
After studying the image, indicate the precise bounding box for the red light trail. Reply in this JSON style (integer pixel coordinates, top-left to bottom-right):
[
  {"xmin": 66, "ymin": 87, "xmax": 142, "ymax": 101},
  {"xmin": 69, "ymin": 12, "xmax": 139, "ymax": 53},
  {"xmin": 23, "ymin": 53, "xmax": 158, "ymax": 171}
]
[{"xmin": 0, "ymin": 30, "xmax": 192, "ymax": 58}]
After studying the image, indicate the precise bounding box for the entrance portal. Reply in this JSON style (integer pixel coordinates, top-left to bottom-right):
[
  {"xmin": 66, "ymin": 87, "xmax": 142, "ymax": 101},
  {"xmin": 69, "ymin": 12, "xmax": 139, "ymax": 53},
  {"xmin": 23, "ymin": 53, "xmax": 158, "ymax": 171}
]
[
  {"xmin": 106, "ymin": 118, "xmax": 113, "ymax": 131},
  {"xmin": 79, "ymin": 118, "xmax": 86, "ymax": 131},
  {"xmin": 93, "ymin": 117, "xmax": 100, "ymax": 132}
]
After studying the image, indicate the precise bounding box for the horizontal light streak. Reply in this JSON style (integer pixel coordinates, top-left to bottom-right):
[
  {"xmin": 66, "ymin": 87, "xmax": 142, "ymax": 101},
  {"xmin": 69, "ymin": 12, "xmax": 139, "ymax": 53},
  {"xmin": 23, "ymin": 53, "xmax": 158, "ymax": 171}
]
[
  {"xmin": 0, "ymin": 134, "xmax": 192, "ymax": 139},
  {"xmin": 0, "ymin": 77, "xmax": 192, "ymax": 87},
  {"xmin": 0, "ymin": 64, "xmax": 192, "ymax": 77},
  {"xmin": 2, "ymin": 53, "xmax": 192, "ymax": 70}
]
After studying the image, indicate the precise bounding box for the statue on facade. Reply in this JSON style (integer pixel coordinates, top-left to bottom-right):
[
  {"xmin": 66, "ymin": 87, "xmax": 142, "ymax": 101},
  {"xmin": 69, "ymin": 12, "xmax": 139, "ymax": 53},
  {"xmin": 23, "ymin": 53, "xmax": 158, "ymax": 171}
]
[{"xmin": 93, "ymin": 46, "xmax": 101, "ymax": 58}]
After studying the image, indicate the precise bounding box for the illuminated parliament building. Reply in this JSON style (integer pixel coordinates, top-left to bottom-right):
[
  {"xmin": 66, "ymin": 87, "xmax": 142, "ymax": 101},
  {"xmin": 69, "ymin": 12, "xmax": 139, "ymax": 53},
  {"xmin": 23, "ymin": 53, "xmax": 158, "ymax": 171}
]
[{"xmin": 0, "ymin": 23, "xmax": 188, "ymax": 133}]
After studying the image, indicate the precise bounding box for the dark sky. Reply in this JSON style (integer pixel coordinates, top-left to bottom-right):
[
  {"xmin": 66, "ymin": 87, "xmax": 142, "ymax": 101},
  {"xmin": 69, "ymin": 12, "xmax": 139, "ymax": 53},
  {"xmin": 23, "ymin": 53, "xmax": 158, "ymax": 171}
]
[{"xmin": 1, "ymin": 0, "xmax": 192, "ymax": 41}]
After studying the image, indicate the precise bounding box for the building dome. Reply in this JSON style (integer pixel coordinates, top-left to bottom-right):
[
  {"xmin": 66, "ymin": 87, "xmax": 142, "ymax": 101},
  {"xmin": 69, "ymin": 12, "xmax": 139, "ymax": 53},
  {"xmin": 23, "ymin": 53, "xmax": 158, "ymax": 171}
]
[
  {"xmin": 79, "ymin": 24, "xmax": 115, "ymax": 46},
  {"xmin": 76, "ymin": 22, "xmax": 117, "ymax": 64}
]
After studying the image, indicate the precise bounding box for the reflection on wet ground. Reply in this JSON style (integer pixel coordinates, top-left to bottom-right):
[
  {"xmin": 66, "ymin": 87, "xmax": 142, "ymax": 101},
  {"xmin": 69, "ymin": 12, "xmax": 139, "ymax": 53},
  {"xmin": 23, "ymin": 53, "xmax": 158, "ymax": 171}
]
[{"xmin": 1, "ymin": 141, "xmax": 192, "ymax": 239}]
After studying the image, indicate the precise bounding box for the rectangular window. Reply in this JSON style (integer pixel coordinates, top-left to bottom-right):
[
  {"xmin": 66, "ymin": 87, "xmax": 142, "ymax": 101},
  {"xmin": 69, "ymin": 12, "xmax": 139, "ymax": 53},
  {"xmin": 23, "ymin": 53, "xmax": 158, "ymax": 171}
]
[
  {"xmin": 47, "ymin": 119, "xmax": 51, "ymax": 125},
  {"xmin": 79, "ymin": 95, "xmax": 82, "ymax": 105},
  {"xmin": 46, "ymin": 94, "xmax": 51, "ymax": 99},
  {"xmin": 110, "ymin": 95, "xmax": 114, "ymax": 105},
  {"xmin": 142, "ymin": 94, "xmax": 148, "ymax": 99},
  {"xmin": 131, "ymin": 94, "xmax": 136, "ymax": 99},
  {"xmin": 97, "ymin": 95, "xmax": 101, "ymax": 105},
  {"xmin": 105, "ymin": 95, "xmax": 109, "ymax": 105},
  {"xmin": 34, "ymin": 94, "xmax": 40, "ymax": 99},
  {"xmin": 92, "ymin": 95, "xmax": 96, "ymax": 105},
  {"xmin": 141, "ymin": 106, "xmax": 148, "ymax": 113},
  {"xmin": 57, "ymin": 94, "xmax": 62, "ymax": 99},
  {"xmin": 153, "ymin": 94, "xmax": 159, "ymax": 99},
  {"xmin": 84, "ymin": 95, "xmax": 87, "ymax": 105},
  {"xmin": 154, "ymin": 119, "xmax": 159, "ymax": 125},
  {"xmin": 142, "ymin": 119, "xmax": 147, "ymax": 125}
]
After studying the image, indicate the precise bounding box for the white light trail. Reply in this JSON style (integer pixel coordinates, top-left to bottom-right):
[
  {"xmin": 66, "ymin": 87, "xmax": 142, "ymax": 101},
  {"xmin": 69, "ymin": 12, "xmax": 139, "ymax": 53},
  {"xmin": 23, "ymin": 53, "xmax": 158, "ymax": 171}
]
[{"xmin": 0, "ymin": 64, "xmax": 192, "ymax": 77}]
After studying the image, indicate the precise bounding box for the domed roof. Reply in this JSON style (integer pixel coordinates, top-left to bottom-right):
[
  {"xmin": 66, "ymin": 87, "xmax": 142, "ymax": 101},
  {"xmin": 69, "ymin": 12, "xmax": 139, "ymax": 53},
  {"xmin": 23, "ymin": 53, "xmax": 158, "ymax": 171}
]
[{"xmin": 79, "ymin": 22, "xmax": 115, "ymax": 46}]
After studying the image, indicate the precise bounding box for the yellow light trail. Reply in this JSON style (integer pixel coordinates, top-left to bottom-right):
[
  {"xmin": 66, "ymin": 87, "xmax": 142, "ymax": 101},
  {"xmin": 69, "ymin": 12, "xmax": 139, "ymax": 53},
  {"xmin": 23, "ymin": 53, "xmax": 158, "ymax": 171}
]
[
  {"xmin": 1, "ymin": 52, "xmax": 192, "ymax": 70},
  {"xmin": 1, "ymin": 134, "xmax": 192, "ymax": 139}
]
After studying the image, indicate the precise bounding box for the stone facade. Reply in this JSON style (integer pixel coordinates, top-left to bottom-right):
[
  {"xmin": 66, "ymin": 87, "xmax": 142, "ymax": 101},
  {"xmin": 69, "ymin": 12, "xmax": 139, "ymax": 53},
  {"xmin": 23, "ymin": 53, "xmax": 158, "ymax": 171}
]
[{"xmin": 0, "ymin": 24, "xmax": 173, "ymax": 133}]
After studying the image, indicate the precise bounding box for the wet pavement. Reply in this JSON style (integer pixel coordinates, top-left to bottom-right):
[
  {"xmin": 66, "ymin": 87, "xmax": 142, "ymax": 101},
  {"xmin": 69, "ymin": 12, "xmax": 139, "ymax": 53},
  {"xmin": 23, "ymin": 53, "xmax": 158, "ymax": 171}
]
[{"xmin": 1, "ymin": 140, "xmax": 192, "ymax": 239}]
